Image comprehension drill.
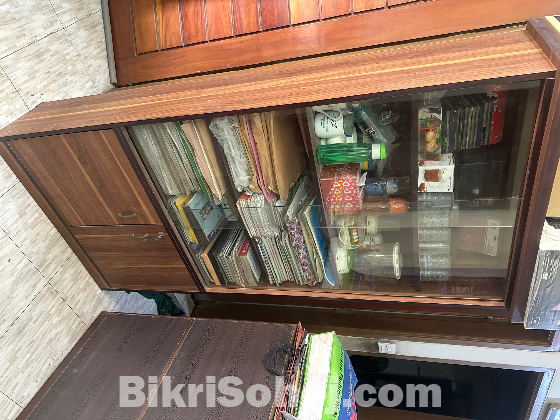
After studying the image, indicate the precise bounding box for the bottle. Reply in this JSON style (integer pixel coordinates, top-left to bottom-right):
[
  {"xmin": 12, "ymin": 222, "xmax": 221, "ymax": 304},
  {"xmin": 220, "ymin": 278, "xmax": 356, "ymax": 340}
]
[
  {"xmin": 317, "ymin": 143, "xmax": 386, "ymax": 165},
  {"xmin": 364, "ymin": 178, "xmax": 401, "ymax": 198}
]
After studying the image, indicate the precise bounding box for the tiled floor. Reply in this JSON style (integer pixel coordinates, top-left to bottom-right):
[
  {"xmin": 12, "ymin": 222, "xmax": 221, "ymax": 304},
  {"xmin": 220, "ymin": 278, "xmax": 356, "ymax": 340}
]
[{"xmin": 0, "ymin": 2, "xmax": 157, "ymax": 418}]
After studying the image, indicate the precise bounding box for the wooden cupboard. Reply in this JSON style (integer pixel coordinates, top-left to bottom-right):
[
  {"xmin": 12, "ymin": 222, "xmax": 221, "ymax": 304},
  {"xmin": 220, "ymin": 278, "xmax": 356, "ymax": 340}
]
[{"xmin": 2, "ymin": 19, "xmax": 560, "ymax": 325}]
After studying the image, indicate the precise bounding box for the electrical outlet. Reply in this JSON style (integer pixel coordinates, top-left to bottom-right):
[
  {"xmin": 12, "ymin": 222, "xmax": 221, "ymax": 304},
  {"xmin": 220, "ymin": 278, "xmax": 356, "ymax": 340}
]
[{"xmin": 378, "ymin": 342, "xmax": 396, "ymax": 354}]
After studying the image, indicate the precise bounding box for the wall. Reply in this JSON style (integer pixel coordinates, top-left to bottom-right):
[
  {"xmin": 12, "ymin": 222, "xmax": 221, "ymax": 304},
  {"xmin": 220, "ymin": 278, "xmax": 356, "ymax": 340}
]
[{"xmin": 0, "ymin": 2, "xmax": 156, "ymax": 419}]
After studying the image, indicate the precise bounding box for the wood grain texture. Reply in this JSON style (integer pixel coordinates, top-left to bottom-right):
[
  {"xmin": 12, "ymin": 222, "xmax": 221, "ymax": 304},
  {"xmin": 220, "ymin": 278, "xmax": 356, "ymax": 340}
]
[
  {"xmin": 131, "ymin": 0, "xmax": 159, "ymax": 53},
  {"xmin": 71, "ymin": 225, "xmax": 198, "ymax": 291},
  {"xmin": 8, "ymin": 130, "xmax": 159, "ymax": 226},
  {"xmin": 155, "ymin": 0, "xmax": 183, "ymax": 49},
  {"xmin": 192, "ymin": 301, "xmax": 555, "ymax": 350},
  {"xmin": 179, "ymin": 0, "xmax": 207, "ymax": 44},
  {"xmin": 107, "ymin": 0, "xmax": 560, "ymax": 85},
  {"xmin": 290, "ymin": 0, "xmax": 319, "ymax": 24},
  {"xmin": 196, "ymin": 289, "xmax": 511, "ymax": 317},
  {"xmin": 19, "ymin": 314, "xmax": 295, "ymax": 420},
  {"xmin": 141, "ymin": 318, "xmax": 295, "ymax": 419},
  {"xmin": 207, "ymin": 284, "xmax": 506, "ymax": 306},
  {"xmin": 232, "ymin": 0, "xmax": 260, "ymax": 35},
  {"xmin": 387, "ymin": 0, "xmax": 415, "ymax": 6},
  {"xmin": 320, "ymin": 0, "xmax": 351, "ymax": 19},
  {"xmin": 206, "ymin": 0, "xmax": 233, "ymax": 40},
  {"xmin": 260, "ymin": 0, "xmax": 290, "ymax": 30},
  {"xmin": 353, "ymin": 0, "xmax": 385, "ymax": 12},
  {"xmin": 108, "ymin": 0, "xmax": 136, "ymax": 60},
  {"xmin": 1, "ymin": 29, "xmax": 553, "ymax": 140},
  {"xmin": 24, "ymin": 314, "xmax": 194, "ymax": 420}
]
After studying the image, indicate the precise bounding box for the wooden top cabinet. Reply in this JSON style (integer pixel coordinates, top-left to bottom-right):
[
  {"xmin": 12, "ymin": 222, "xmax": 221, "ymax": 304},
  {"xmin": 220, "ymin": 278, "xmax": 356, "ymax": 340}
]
[{"xmin": 2, "ymin": 19, "xmax": 560, "ymax": 323}]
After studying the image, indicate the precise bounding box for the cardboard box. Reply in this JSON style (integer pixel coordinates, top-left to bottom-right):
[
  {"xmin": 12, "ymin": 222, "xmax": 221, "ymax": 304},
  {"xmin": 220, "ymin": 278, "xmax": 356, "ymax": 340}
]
[
  {"xmin": 418, "ymin": 153, "xmax": 455, "ymax": 193},
  {"xmin": 320, "ymin": 164, "xmax": 363, "ymax": 214}
]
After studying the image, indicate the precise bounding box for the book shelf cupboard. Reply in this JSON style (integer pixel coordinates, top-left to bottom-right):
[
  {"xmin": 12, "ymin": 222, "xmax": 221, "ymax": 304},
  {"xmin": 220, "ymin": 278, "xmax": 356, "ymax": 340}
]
[{"xmin": 2, "ymin": 20, "xmax": 560, "ymax": 324}]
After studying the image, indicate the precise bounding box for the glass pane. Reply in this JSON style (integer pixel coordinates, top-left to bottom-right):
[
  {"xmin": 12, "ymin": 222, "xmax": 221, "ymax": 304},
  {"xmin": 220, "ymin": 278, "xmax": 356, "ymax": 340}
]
[{"xmin": 127, "ymin": 79, "xmax": 542, "ymax": 302}]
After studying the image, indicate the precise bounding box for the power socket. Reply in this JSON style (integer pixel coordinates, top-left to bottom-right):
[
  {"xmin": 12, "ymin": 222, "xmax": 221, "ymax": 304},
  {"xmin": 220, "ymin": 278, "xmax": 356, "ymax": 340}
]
[{"xmin": 378, "ymin": 341, "xmax": 397, "ymax": 354}]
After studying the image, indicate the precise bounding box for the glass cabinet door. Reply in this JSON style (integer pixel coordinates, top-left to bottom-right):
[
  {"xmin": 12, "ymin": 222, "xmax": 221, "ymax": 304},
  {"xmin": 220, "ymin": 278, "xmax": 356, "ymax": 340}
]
[{"xmin": 127, "ymin": 78, "xmax": 542, "ymax": 304}]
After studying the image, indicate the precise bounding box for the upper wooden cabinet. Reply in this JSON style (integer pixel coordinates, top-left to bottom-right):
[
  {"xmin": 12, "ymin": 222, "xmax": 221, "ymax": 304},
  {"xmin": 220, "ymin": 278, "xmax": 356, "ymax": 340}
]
[
  {"xmin": 107, "ymin": 0, "xmax": 560, "ymax": 85},
  {"xmin": 8, "ymin": 130, "xmax": 160, "ymax": 226}
]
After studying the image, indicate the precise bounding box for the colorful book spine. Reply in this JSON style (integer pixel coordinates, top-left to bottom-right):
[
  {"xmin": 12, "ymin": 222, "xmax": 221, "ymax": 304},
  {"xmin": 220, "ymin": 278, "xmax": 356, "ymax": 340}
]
[
  {"xmin": 175, "ymin": 121, "xmax": 212, "ymax": 201},
  {"xmin": 174, "ymin": 194, "xmax": 198, "ymax": 245}
]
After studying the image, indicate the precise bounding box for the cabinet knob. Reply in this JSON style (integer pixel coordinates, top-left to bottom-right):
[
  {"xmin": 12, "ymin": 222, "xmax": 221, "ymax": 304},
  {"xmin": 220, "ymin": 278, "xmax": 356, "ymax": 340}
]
[
  {"xmin": 132, "ymin": 232, "xmax": 165, "ymax": 242},
  {"xmin": 118, "ymin": 212, "xmax": 137, "ymax": 218}
]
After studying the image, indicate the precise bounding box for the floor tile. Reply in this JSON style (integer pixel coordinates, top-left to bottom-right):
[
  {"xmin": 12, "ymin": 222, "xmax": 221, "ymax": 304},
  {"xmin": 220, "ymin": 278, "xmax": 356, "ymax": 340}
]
[
  {"xmin": 0, "ymin": 230, "xmax": 48, "ymax": 338},
  {"xmin": 64, "ymin": 11, "xmax": 113, "ymax": 94},
  {"xmin": 0, "ymin": 68, "xmax": 29, "ymax": 130},
  {"xmin": 0, "ymin": 392, "xmax": 22, "ymax": 420},
  {"xmin": 49, "ymin": 0, "xmax": 101, "ymax": 28},
  {"xmin": 112, "ymin": 292, "xmax": 158, "ymax": 315},
  {"xmin": 0, "ymin": 183, "xmax": 74, "ymax": 280},
  {"xmin": 0, "ymin": 284, "xmax": 86, "ymax": 407},
  {"xmin": 0, "ymin": 158, "xmax": 18, "ymax": 198},
  {"xmin": 48, "ymin": 254, "xmax": 108, "ymax": 326},
  {"xmin": 100, "ymin": 290, "xmax": 125, "ymax": 312},
  {"xmin": 0, "ymin": 30, "xmax": 97, "ymax": 109},
  {"xmin": 0, "ymin": 0, "xmax": 62, "ymax": 59}
]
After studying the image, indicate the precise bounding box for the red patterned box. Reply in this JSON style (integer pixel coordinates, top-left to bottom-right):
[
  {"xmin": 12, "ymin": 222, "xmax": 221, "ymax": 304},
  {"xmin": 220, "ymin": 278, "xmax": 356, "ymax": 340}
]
[{"xmin": 319, "ymin": 164, "xmax": 363, "ymax": 214}]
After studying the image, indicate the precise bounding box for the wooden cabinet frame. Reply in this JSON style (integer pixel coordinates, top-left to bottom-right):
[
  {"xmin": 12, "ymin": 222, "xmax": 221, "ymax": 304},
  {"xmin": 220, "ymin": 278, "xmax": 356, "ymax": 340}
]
[{"xmin": 2, "ymin": 21, "xmax": 560, "ymax": 329}]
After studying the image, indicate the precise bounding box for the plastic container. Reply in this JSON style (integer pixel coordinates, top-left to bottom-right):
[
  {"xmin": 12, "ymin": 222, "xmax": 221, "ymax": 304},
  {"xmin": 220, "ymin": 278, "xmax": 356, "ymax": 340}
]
[
  {"xmin": 419, "ymin": 253, "xmax": 451, "ymax": 269},
  {"xmin": 420, "ymin": 269, "xmax": 451, "ymax": 282},
  {"xmin": 418, "ymin": 228, "xmax": 451, "ymax": 242},
  {"xmin": 418, "ymin": 242, "xmax": 451, "ymax": 255},
  {"xmin": 316, "ymin": 143, "xmax": 386, "ymax": 165},
  {"xmin": 351, "ymin": 104, "xmax": 399, "ymax": 145},
  {"xmin": 314, "ymin": 110, "xmax": 354, "ymax": 138},
  {"xmin": 356, "ymin": 242, "xmax": 402, "ymax": 279},
  {"xmin": 363, "ymin": 233, "xmax": 383, "ymax": 246},
  {"xmin": 362, "ymin": 198, "xmax": 408, "ymax": 213}
]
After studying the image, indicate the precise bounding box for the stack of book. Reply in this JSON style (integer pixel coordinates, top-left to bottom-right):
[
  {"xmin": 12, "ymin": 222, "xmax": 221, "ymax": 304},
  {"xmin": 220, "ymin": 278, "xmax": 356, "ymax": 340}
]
[{"xmin": 201, "ymin": 223, "xmax": 261, "ymax": 287}]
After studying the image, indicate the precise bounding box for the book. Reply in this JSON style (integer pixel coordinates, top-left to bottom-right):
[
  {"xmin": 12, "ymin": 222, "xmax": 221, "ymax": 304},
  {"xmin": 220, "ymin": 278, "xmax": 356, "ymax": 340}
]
[
  {"xmin": 306, "ymin": 198, "xmax": 335, "ymax": 286},
  {"xmin": 184, "ymin": 192, "xmax": 227, "ymax": 244},
  {"xmin": 201, "ymin": 230, "xmax": 224, "ymax": 285},
  {"xmin": 175, "ymin": 121, "xmax": 212, "ymax": 201},
  {"xmin": 237, "ymin": 237, "xmax": 261, "ymax": 286},
  {"xmin": 173, "ymin": 194, "xmax": 201, "ymax": 246}
]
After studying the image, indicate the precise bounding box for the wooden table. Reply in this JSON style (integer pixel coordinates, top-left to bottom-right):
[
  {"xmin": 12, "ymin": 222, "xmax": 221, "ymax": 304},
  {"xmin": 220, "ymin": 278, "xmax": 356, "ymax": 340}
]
[{"xmin": 18, "ymin": 313, "xmax": 296, "ymax": 420}]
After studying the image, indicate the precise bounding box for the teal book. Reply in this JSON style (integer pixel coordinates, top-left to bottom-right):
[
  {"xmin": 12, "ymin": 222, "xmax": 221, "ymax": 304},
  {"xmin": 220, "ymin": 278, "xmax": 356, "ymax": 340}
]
[{"xmin": 183, "ymin": 192, "xmax": 227, "ymax": 243}]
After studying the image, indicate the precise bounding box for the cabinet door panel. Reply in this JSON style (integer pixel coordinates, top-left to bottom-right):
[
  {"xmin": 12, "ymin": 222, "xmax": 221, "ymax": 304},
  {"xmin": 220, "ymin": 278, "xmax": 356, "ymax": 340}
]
[
  {"xmin": 9, "ymin": 130, "xmax": 159, "ymax": 226},
  {"xmin": 71, "ymin": 225, "xmax": 199, "ymax": 291}
]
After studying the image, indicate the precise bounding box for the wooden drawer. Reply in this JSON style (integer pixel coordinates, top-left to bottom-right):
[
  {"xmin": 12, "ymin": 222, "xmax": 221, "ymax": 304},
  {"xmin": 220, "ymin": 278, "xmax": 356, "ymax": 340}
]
[
  {"xmin": 9, "ymin": 130, "xmax": 160, "ymax": 226},
  {"xmin": 70, "ymin": 225, "xmax": 199, "ymax": 292}
]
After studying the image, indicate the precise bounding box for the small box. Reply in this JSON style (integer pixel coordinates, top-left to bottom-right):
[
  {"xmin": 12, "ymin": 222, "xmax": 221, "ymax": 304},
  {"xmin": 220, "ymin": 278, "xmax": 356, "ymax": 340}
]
[
  {"xmin": 418, "ymin": 101, "xmax": 443, "ymax": 156},
  {"xmin": 458, "ymin": 216, "xmax": 500, "ymax": 256},
  {"xmin": 320, "ymin": 164, "xmax": 363, "ymax": 214},
  {"xmin": 418, "ymin": 153, "xmax": 455, "ymax": 193}
]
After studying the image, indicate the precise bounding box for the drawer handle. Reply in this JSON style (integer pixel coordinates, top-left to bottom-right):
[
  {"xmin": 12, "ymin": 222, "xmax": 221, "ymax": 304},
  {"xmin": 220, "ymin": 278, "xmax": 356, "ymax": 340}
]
[
  {"xmin": 132, "ymin": 232, "xmax": 165, "ymax": 242},
  {"xmin": 118, "ymin": 212, "xmax": 137, "ymax": 218}
]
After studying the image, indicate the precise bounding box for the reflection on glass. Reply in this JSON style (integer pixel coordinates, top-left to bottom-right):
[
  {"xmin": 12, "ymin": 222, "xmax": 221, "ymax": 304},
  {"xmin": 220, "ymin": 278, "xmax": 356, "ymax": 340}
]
[{"xmin": 128, "ymin": 80, "xmax": 542, "ymax": 302}]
